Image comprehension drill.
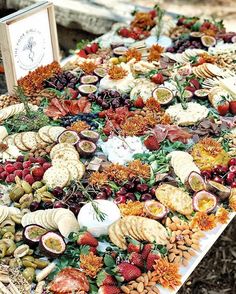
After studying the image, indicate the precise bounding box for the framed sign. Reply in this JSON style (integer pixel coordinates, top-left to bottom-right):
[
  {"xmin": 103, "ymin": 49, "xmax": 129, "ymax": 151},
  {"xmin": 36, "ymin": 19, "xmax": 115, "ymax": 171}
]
[{"xmin": 0, "ymin": 1, "xmax": 60, "ymax": 94}]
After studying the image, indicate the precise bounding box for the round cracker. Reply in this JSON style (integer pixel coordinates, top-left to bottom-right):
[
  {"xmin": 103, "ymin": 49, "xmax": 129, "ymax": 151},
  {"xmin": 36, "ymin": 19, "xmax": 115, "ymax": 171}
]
[
  {"xmin": 52, "ymin": 149, "xmax": 80, "ymax": 161},
  {"xmin": 48, "ymin": 126, "xmax": 66, "ymax": 142},
  {"xmin": 52, "ymin": 159, "xmax": 79, "ymax": 181},
  {"xmin": 43, "ymin": 166, "xmax": 70, "ymax": 189},
  {"xmin": 14, "ymin": 133, "xmax": 29, "ymax": 151},
  {"xmin": 53, "ymin": 208, "xmax": 74, "ymax": 224},
  {"xmin": 38, "ymin": 126, "xmax": 53, "ymax": 143},
  {"xmin": 108, "ymin": 220, "xmax": 127, "ymax": 250},
  {"xmin": 50, "ymin": 143, "xmax": 75, "ymax": 158},
  {"xmin": 22, "ymin": 132, "xmax": 38, "ymax": 150},
  {"xmin": 57, "ymin": 216, "xmax": 80, "ymax": 238}
]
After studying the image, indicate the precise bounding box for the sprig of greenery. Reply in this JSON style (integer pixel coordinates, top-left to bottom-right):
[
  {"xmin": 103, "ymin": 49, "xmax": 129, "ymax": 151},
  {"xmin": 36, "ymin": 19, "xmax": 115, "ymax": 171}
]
[{"xmin": 154, "ymin": 4, "xmax": 165, "ymax": 40}]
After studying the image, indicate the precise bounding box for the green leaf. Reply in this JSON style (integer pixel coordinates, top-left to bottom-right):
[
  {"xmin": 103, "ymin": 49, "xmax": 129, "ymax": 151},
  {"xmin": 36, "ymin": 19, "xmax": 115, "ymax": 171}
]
[
  {"xmin": 89, "ymin": 284, "xmax": 99, "ymax": 294},
  {"xmin": 104, "ymin": 254, "xmax": 116, "ymax": 267}
]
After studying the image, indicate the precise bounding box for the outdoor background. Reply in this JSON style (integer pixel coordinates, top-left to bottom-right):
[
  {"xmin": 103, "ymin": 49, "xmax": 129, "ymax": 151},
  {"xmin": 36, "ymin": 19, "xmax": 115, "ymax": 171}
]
[{"xmin": 0, "ymin": 1, "xmax": 236, "ymax": 293}]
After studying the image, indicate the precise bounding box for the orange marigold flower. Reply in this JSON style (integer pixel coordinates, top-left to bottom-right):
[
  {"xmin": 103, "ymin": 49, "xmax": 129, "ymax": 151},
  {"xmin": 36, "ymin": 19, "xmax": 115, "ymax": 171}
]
[
  {"xmin": 121, "ymin": 115, "xmax": 148, "ymax": 136},
  {"xmin": 69, "ymin": 120, "xmax": 90, "ymax": 133},
  {"xmin": 152, "ymin": 258, "xmax": 181, "ymax": 289},
  {"xmin": 108, "ymin": 65, "xmax": 128, "ymax": 80},
  {"xmin": 80, "ymin": 252, "xmax": 103, "ymax": 278},
  {"xmin": 79, "ymin": 61, "xmax": 98, "ymax": 74},
  {"xmin": 104, "ymin": 164, "xmax": 130, "ymax": 183},
  {"xmin": 131, "ymin": 12, "xmax": 155, "ymax": 30},
  {"xmin": 229, "ymin": 189, "xmax": 236, "ymax": 211},
  {"xmin": 89, "ymin": 171, "xmax": 108, "ymax": 187},
  {"xmin": 18, "ymin": 61, "xmax": 61, "ymax": 95},
  {"xmin": 160, "ymin": 112, "xmax": 172, "ymax": 125},
  {"xmin": 148, "ymin": 44, "xmax": 164, "ymax": 62},
  {"xmin": 145, "ymin": 97, "xmax": 161, "ymax": 112},
  {"xmin": 191, "ymin": 212, "xmax": 216, "ymax": 231},
  {"xmin": 128, "ymin": 159, "xmax": 150, "ymax": 179},
  {"xmin": 125, "ymin": 48, "xmax": 142, "ymax": 62},
  {"xmin": 216, "ymin": 207, "xmax": 229, "ymax": 224},
  {"xmin": 201, "ymin": 29, "xmax": 217, "ymax": 37},
  {"xmin": 119, "ymin": 201, "xmax": 144, "ymax": 216}
]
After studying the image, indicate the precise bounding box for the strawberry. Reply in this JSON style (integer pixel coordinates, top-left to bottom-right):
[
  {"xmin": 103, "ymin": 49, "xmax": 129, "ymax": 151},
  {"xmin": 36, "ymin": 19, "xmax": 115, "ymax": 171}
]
[
  {"xmin": 115, "ymin": 262, "xmax": 142, "ymax": 282},
  {"xmin": 119, "ymin": 28, "xmax": 130, "ymax": 38},
  {"xmin": 127, "ymin": 238, "xmax": 142, "ymax": 253},
  {"xmin": 91, "ymin": 42, "xmax": 99, "ymax": 53},
  {"xmin": 149, "ymin": 10, "xmax": 157, "ymax": 18},
  {"xmin": 77, "ymin": 231, "xmax": 98, "ymax": 247},
  {"xmin": 229, "ymin": 101, "xmax": 236, "ymax": 114},
  {"xmin": 133, "ymin": 96, "xmax": 144, "ymax": 108},
  {"xmin": 31, "ymin": 166, "xmax": 44, "ymax": 179},
  {"xmin": 77, "ymin": 49, "xmax": 87, "ymax": 58},
  {"xmin": 141, "ymin": 243, "xmax": 154, "ymax": 260},
  {"xmin": 146, "ymin": 250, "xmax": 161, "ymax": 271},
  {"xmin": 97, "ymin": 270, "xmax": 117, "ymax": 287},
  {"xmin": 89, "ymin": 246, "xmax": 97, "ymax": 255},
  {"xmin": 98, "ymin": 285, "xmax": 121, "ymax": 294},
  {"xmin": 129, "ymin": 252, "xmax": 144, "ymax": 269},
  {"xmin": 151, "ymin": 73, "xmax": 164, "ymax": 85},
  {"xmin": 144, "ymin": 135, "xmax": 160, "ymax": 151},
  {"xmin": 85, "ymin": 45, "xmax": 92, "ymax": 54},
  {"xmin": 217, "ymin": 101, "xmax": 229, "ymax": 116}
]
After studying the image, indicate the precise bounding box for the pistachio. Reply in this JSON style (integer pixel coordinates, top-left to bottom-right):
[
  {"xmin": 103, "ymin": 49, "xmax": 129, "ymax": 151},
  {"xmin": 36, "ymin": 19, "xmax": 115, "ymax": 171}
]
[
  {"xmin": 0, "ymin": 243, "xmax": 7, "ymax": 258},
  {"xmin": 13, "ymin": 244, "xmax": 30, "ymax": 258},
  {"xmin": 9, "ymin": 186, "xmax": 25, "ymax": 201},
  {"xmin": 1, "ymin": 226, "xmax": 15, "ymax": 235},
  {"xmin": 10, "ymin": 214, "xmax": 22, "ymax": 225},
  {"xmin": 22, "ymin": 260, "xmax": 37, "ymax": 269},
  {"xmin": 33, "ymin": 259, "xmax": 49, "ymax": 269},
  {"xmin": 2, "ymin": 232, "xmax": 15, "ymax": 240}
]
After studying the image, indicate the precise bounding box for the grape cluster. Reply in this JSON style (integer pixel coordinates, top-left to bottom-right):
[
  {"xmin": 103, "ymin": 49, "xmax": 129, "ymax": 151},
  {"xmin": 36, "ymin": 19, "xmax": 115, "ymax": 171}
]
[
  {"xmin": 61, "ymin": 113, "xmax": 99, "ymax": 128},
  {"xmin": 44, "ymin": 71, "xmax": 80, "ymax": 90},
  {"xmin": 167, "ymin": 38, "xmax": 204, "ymax": 53},
  {"xmin": 88, "ymin": 90, "xmax": 131, "ymax": 110}
]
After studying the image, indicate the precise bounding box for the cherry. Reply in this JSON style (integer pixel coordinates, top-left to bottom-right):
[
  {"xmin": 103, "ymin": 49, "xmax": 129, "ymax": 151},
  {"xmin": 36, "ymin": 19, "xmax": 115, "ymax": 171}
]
[
  {"xmin": 201, "ymin": 170, "xmax": 212, "ymax": 179},
  {"xmin": 212, "ymin": 176, "xmax": 223, "ymax": 184},
  {"xmin": 228, "ymin": 158, "xmax": 236, "ymax": 166},
  {"xmin": 42, "ymin": 201, "xmax": 53, "ymax": 209},
  {"xmin": 116, "ymin": 187, "xmax": 127, "ymax": 197},
  {"xmin": 214, "ymin": 165, "xmax": 228, "ymax": 175},
  {"xmin": 30, "ymin": 201, "xmax": 40, "ymax": 212},
  {"xmin": 23, "ymin": 161, "xmax": 31, "ymax": 169},
  {"xmin": 229, "ymin": 165, "xmax": 236, "ymax": 173},
  {"xmin": 149, "ymin": 187, "xmax": 156, "ymax": 197},
  {"xmin": 24, "ymin": 174, "xmax": 35, "ymax": 185},
  {"xmin": 53, "ymin": 201, "xmax": 67, "ymax": 208},
  {"xmin": 35, "ymin": 157, "xmax": 47, "ymax": 165},
  {"xmin": 101, "ymin": 186, "xmax": 112, "ymax": 197},
  {"xmin": 124, "ymin": 181, "xmax": 135, "ymax": 191},
  {"xmin": 96, "ymin": 192, "xmax": 108, "ymax": 200},
  {"xmin": 136, "ymin": 184, "xmax": 149, "ymax": 193},
  {"xmin": 141, "ymin": 193, "xmax": 153, "ymax": 201},
  {"xmin": 52, "ymin": 187, "xmax": 64, "ymax": 198},
  {"xmin": 14, "ymin": 170, "xmax": 23, "ymax": 179},
  {"xmin": 69, "ymin": 204, "xmax": 81, "ymax": 216},
  {"xmin": 16, "ymin": 155, "xmax": 24, "ymax": 162},
  {"xmin": 231, "ymin": 182, "xmax": 236, "ymax": 188},
  {"xmin": 226, "ymin": 172, "xmax": 235, "ymax": 185},
  {"xmin": 114, "ymin": 195, "xmax": 127, "ymax": 204},
  {"xmin": 125, "ymin": 192, "xmax": 136, "ymax": 201},
  {"xmin": 13, "ymin": 162, "xmax": 23, "ymax": 170}
]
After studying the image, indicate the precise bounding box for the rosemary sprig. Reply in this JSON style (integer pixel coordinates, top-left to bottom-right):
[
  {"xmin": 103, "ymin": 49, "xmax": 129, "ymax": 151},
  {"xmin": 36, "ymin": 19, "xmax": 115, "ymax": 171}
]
[
  {"xmin": 174, "ymin": 76, "xmax": 188, "ymax": 110},
  {"xmin": 154, "ymin": 4, "xmax": 165, "ymax": 41}
]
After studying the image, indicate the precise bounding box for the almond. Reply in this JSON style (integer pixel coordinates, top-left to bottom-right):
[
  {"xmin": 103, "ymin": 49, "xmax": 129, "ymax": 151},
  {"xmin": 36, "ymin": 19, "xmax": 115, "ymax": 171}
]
[
  {"xmin": 166, "ymin": 217, "xmax": 172, "ymax": 227},
  {"xmin": 173, "ymin": 255, "xmax": 181, "ymax": 263},
  {"xmin": 130, "ymin": 291, "xmax": 139, "ymax": 294},
  {"xmin": 191, "ymin": 243, "xmax": 200, "ymax": 250},
  {"xmin": 182, "ymin": 229, "xmax": 191, "ymax": 235},
  {"xmin": 148, "ymin": 271, "xmax": 152, "ymax": 280},
  {"xmin": 191, "ymin": 238, "xmax": 200, "ymax": 245},
  {"xmin": 172, "ymin": 216, "xmax": 180, "ymax": 224},
  {"xmin": 152, "ymin": 287, "xmax": 160, "ymax": 293},
  {"xmin": 178, "ymin": 245, "xmax": 188, "ymax": 250},
  {"xmin": 183, "ymin": 251, "xmax": 191, "ymax": 260},
  {"xmin": 182, "ymin": 258, "xmax": 189, "ymax": 267},
  {"xmin": 177, "ymin": 240, "xmax": 185, "ymax": 245},
  {"xmin": 169, "ymin": 252, "xmax": 176, "ymax": 262},
  {"xmin": 136, "ymin": 276, "xmax": 144, "ymax": 283},
  {"xmin": 176, "ymin": 223, "xmax": 183, "ymax": 230},
  {"xmin": 169, "ymin": 223, "xmax": 177, "ymax": 230},
  {"xmin": 188, "ymin": 249, "xmax": 196, "ymax": 256},
  {"xmin": 121, "ymin": 286, "xmax": 130, "ymax": 293},
  {"xmin": 144, "ymin": 274, "xmax": 149, "ymax": 286},
  {"xmin": 166, "ymin": 243, "xmax": 174, "ymax": 250},
  {"xmin": 137, "ymin": 282, "xmax": 144, "ymax": 293}
]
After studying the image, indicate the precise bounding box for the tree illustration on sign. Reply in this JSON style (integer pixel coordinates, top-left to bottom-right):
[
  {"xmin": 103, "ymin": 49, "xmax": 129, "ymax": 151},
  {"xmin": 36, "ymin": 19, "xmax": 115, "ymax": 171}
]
[{"xmin": 23, "ymin": 36, "xmax": 36, "ymax": 62}]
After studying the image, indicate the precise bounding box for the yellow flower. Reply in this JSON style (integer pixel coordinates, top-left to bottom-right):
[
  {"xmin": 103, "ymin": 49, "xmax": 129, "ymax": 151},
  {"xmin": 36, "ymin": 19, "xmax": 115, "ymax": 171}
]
[
  {"xmin": 191, "ymin": 212, "xmax": 216, "ymax": 231},
  {"xmin": 216, "ymin": 207, "xmax": 229, "ymax": 224}
]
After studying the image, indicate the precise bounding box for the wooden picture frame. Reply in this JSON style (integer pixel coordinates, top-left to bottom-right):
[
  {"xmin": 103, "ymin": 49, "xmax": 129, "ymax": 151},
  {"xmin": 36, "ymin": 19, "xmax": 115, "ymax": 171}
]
[{"xmin": 0, "ymin": 1, "xmax": 60, "ymax": 94}]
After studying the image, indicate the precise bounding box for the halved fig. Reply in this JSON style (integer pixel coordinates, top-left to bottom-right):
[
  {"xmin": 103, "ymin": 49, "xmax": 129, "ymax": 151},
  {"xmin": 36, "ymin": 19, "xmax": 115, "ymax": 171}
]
[
  {"xmin": 201, "ymin": 35, "xmax": 216, "ymax": 47},
  {"xmin": 94, "ymin": 67, "xmax": 107, "ymax": 78},
  {"xmin": 80, "ymin": 75, "xmax": 99, "ymax": 84},
  {"xmin": 23, "ymin": 224, "xmax": 47, "ymax": 247},
  {"xmin": 113, "ymin": 46, "xmax": 128, "ymax": 56},
  {"xmin": 78, "ymin": 84, "xmax": 97, "ymax": 95},
  {"xmin": 144, "ymin": 200, "xmax": 168, "ymax": 220},
  {"xmin": 152, "ymin": 87, "xmax": 173, "ymax": 105},
  {"xmin": 193, "ymin": 190, "xmax": 217, "ymax": 213},
  {"xmin": 187, "ymin": 171, "xmax": 206, "ymax": 192},
  {"xmin": 79, "ymin": 130, "xmax": 99, "ymax": 143},
  {"xmin": 194, "ymin": 89, "xmax": 209, "ymax": 99},
  {"xmin": 206, "ymin": 180, "xmax": 231, "ymax": 200},
  {"xmin": 76, "ymin": 140, "xmax": 96, "ymax": 157},
  {"xmin": 182, "ymin": 89, "xmax": 193, "ymax": 101},
  {"xmin": 39, "ymin": 232, "xmax": 66, "ymax": 258},
  {"xmin": 58, "ymin": 130, "xmax": 80, "ymax": 145}
]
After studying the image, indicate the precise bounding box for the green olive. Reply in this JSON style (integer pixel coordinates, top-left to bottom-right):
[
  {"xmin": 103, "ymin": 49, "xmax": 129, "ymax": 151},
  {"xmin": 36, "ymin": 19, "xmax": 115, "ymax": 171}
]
[
  {"xmin": 1, "ymin": 226, "xmax": 15, "ymax": 235},
  {"xmin": 22, "ymin": 255, "xmax": 35, "ymax": 262},
  {"xmin": 33, "ymin": 194, "xmax": 42, "ymax": 203},
  {"xmin": 21, "ymin": 180, "xmax": 33, "ymax": 194},
  {"xmin": 5, "ymin": 240, "xmax": 16, "ymax": 256},
  {"xmin": 3, "ymin": 232, "xmax": 15, "ymax": 240},
  {"xmin": 27, "ymin": 249, "xmax": 34, "ymax": 255},
  {"xmin": 33, "ymin": 259, "xmax": 49, "ymax": 269},
  {"xmin": 22, "ymin": 267, "xmax": 35, "ymax": 283},
  {"xmin": 36, "ymin": 185, "xmax": 47, "ymax": 194},
  {"xmin": 32, "ymin": 181, "xmax": 44, "ymax": 190},
  {"xmin": 0, "ymin": 243, "xmax": 7, "ymax": 258},
  {"xmin": 41, "ymin": 191, "xmax": 54, "ymax": 199},
  {"xmin": 22, "ymin": 260, "xmax": 37, "ymax": 268},
  {"xmin": 9, "ymin": 186, "xmax": 25, "ymax": 201},
  {"xmin": 14, "ymin": 231, "xmax": 23, "ymax": 242},
  {"xmin": 9, "ymin": 258, "xmax": 22, "ymax": 267}
]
